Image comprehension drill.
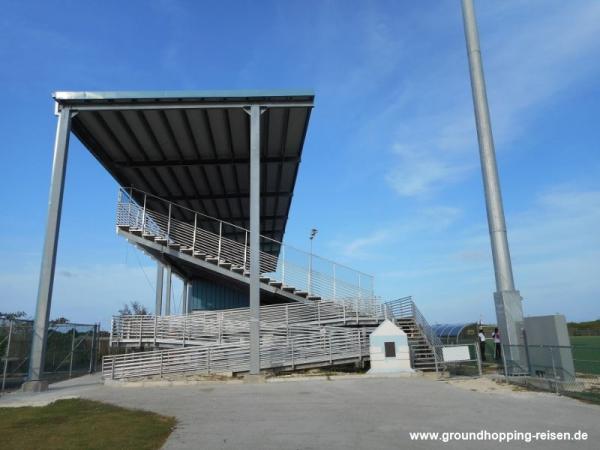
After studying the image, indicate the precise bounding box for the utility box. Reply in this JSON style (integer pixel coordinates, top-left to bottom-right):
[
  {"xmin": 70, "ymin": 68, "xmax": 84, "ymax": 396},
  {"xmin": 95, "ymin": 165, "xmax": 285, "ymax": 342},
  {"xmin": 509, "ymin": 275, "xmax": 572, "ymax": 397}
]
[{"xmin": 524, "ymin": 315, "xmax": 575, "ymax": 381}]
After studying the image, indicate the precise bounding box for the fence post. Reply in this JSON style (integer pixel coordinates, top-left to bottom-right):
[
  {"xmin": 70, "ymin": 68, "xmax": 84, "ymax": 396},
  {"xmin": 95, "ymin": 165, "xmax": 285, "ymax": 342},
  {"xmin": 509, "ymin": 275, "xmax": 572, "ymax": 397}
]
[
  {"xmin": 333, "ymin": 264, "xmax": 336, "ymax": 301},
  {"xmin": 291, "ymin": 337, "xmax": 295, "ymax": 369},
  {"xmin": 111, "ymin": 357, "xmax": 116, "ymax": 380},
  {"xmin": 139, "ymin": 317, "xmax": 143, "ymax": 348},
  {"xmin": 183, "ymin": 315, "xmax": 187, "ymax": 348},
  {"xmin": 141, "ymin": 193, "xmax": 147, "ymax": 234},
  {"xmin": 357, "ymin": 329, "xmax": 362, "ymax": 360},
  {"xmin": 342, "ymin": 304, "xmax": 346, "ymax": 324},
  {"xmin": 166, "ymin": 202, "xmax": 172, "ymax": 240},
  {"xmin": 88, "ymin": 324, "xmax": 97, "ymax": 374},
  {"xmin": 243, "ymin": 230, "xmax": 248, "ymax": 271},
  {"xmin": 218, "ymin": 313, "xmax": 222, "ymax": 344},
  {"xmin": 217, "ymin": 221, "xmax": 223, "ymax": 261},
  {"xmin": 474, "ymin": 342, "xmax": 482, "ymax": 376},
  {"xmin": 317, "ymin": 302, "xmax": 321, "ymax": 326},
  {"xmin": 207, "ymin": 348, "xmax": 211, "ymax": 374},
  {"xmin": 68, "ymin": 327, "xmax": 76, "ymax": 379},
  {"xmin": 550, "ymin": 347, "xmax": 559, "ymax": 395},
  {"xmin": 329, "ymin": 331, "xmax": 333, "ymax": 364},
  {"xmin": 192, "ymin": 213, "xmax": 198, "ymax": 252},
  {"xmin": 1, "ymin": 320, "xmax": 13, "ymax": 394},
  {"xmin": 153, "ymin": 315, "xmax": 157, "ymax": 347},
  {"xmin": 285, "ymin": 304, "xmax": 289, "ymax": 329},
  {"xmin": 160, "ymin": 353, "xmax": 164, "ymax": 378},
  {"xmin": 501, "ymin": 344, "xmax": 509, "ymax": 383}
]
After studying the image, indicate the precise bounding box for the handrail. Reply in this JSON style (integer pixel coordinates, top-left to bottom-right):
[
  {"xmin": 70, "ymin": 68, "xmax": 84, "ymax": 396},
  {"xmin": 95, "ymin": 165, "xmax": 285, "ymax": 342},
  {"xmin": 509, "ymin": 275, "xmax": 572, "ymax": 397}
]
[
  {"xmin": 116, "ymin": 187, "xmax": 374, "ymax": 302},
  {"xmin": 382, "ymin": 296, "xmax": 444, "ymax": 364},
  {"xmin": 103, "ymin": 323, "xmax": 370, "ymax": 380}
]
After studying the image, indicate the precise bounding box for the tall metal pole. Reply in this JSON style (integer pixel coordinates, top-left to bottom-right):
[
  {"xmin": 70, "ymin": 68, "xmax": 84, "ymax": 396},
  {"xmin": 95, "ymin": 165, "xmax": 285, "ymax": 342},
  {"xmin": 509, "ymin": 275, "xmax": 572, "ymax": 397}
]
[
  {"xmin": 155, "ymin": 262, "xmax": 164, "ymax": 315},
  {"xmin": 249, "ymin": 104, "xmax": 261, "ymax": 375},
  {"xmin": 461, "ymin": 0, "xmax": 525, "ymax": 369},
  {"xmin": 25, "ymin": 106, "xmax": 72, "ymax": 391}
]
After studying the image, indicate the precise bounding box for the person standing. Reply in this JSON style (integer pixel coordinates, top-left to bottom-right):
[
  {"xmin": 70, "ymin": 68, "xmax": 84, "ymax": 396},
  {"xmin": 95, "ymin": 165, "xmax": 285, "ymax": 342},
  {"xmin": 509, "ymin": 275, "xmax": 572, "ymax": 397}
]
[
  {"xmin": 492, "ymin": 327, "xmax": 501, "ymax": 360},
  {"xmin": 478, "ymin": 328, "xmax": 486, "ymax": 362}
]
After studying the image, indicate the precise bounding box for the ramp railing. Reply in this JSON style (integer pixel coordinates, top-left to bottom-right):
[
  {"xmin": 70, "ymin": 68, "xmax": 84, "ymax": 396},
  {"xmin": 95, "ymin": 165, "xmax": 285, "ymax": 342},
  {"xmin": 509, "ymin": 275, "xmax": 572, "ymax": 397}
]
[
  {"xmin": 103, "ymin": 324, "xmax": 369, "ymax": 380},
  {"xmin": 117, "ymin": 187, "xmax": 374, "ymax": 305}
]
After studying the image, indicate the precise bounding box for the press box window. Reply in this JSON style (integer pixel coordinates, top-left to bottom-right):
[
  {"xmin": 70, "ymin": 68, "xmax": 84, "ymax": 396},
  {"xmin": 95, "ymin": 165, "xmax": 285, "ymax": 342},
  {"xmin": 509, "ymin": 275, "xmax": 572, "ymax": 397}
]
[{"xmin": 384, "ymin": 342, "xmax": 396, "ymax": 358}]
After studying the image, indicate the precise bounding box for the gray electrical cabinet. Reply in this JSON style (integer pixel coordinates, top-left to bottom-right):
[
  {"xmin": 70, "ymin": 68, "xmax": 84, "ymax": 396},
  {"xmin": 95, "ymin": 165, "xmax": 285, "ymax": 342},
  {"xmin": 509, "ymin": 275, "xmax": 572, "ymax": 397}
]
[{"xmin": 524, "ymin": 315, "xmax": 575, "ymax": 381}]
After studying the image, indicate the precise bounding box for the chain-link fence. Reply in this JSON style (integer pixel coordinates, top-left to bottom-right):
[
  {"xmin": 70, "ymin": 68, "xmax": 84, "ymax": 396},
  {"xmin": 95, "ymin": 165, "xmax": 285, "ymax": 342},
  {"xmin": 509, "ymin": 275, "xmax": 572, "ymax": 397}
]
[
  {"xmin": 1, "ymin": 318, "xmax": 100, "ymax": 393},
  {"xmin": 432, "ymin": 343, "xmax": 483, "ymax": 377},
  {"xmin": 500, "ymin": 343, "xmax": 600, "ymax": 401}
]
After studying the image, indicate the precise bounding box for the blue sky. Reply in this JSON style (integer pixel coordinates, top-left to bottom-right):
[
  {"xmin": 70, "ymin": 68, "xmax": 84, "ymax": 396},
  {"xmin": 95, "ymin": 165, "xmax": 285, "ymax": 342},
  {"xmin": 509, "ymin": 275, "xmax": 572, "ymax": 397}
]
[{"xmin": 1, "ymin": 0, "xmax": 599, "ymax": 328}]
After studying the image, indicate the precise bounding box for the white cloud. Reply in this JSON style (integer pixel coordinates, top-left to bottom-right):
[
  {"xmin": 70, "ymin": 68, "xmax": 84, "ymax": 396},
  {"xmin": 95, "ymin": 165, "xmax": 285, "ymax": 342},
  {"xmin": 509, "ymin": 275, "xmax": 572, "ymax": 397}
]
[{"xmin": 383, "ymin": 1, "xmax": 600, "ymax": 197}]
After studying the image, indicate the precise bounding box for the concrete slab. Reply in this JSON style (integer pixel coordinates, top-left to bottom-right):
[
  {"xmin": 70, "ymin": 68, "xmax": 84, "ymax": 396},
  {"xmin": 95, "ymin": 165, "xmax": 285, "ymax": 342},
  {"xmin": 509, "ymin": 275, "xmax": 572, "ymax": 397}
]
[{"xmin": 1, "ymin": 374, "xmax": 597, "ymax": 449}]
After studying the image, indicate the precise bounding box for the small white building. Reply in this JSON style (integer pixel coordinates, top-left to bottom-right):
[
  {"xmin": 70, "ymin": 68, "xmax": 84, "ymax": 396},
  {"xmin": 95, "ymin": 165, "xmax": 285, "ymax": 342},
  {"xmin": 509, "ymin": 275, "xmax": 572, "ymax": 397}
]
[{"xmin": 367, "ymin": 319, "xmax": 414, "ymax": 374}]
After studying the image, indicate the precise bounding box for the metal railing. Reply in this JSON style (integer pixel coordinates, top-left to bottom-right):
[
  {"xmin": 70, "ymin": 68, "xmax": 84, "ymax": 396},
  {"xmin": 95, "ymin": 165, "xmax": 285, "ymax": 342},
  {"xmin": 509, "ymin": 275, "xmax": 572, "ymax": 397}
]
[
  {"xmin": 111, "ymin": 300, "xmax": 383, "ymax": 347},
  {"xmin": 103, "ymin": 324, "xmax": 370, "ymax": 380},
  {"xmin": 499, "ymin": 343, "xmax": 600, "ymax": 395},
  {"xmin": 117, "ymin": 187, "xmax": 374, "ymax": 303},
  {"xmin": 383, "ymin": 296, "xmax": 443, "ymax": 363}
]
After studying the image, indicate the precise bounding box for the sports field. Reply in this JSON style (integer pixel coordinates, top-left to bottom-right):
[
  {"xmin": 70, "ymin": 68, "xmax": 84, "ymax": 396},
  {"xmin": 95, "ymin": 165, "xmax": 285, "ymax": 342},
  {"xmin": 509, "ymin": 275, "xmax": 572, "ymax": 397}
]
[{"xmin": 570, "ymin": 336, "xmax": 600, "ymax": 375}]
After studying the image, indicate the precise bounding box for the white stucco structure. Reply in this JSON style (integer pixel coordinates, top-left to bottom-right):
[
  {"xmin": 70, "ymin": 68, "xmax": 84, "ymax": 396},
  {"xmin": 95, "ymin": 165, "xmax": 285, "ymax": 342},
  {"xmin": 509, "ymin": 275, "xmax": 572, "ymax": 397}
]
[{"xmin": 367, "ymin": 320, "xmax": 414, "ymax": 374}]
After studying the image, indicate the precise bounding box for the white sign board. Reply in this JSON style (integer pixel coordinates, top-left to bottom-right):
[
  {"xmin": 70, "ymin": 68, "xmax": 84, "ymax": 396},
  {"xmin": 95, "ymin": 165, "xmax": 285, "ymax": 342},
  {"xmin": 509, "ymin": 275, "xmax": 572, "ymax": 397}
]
[{"xmin": 442, "ymin": 346, "xmax": 471, "ymax": 362}]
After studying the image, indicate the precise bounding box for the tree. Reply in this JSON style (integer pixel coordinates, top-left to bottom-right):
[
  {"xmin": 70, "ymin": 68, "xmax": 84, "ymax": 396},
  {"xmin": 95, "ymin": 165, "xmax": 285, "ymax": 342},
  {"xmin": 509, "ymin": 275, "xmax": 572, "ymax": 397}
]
[
  {"xmin": 118, "ymin": 301, "xmax": 149, "ymax": 316},
  {"xmin": 50, "ymin": 317, "xmax": 70, "ymax": 324},
  {"xmin": 0, "ymin": 311, "xmax": 28, "ymax": 320}
]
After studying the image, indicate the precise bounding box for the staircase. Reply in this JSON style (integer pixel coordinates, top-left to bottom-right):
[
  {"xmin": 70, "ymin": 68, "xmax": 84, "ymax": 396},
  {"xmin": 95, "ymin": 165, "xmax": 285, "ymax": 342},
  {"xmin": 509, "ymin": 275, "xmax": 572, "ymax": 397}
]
[{"xmin": 116, "ymin": 187, "xmax": 376, "ymax": 314}]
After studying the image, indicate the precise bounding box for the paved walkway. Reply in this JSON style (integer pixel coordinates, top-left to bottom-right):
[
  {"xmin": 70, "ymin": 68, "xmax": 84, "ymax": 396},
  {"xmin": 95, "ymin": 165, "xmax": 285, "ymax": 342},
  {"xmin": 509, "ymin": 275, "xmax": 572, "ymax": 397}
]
[{"xmin": 1, "ymin": 374, "xmax": 597, "ymax": 449}]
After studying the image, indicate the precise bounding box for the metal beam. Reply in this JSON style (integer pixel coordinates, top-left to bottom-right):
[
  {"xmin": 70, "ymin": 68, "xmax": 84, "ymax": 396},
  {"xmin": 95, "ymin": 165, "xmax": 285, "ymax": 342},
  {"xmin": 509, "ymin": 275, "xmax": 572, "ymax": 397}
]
[
  {"xmin": 165, "ymin": 265, "xmax": 172, "ymax": 315},
  {"xmin": 26, "ymin": 107, "xmax": 72, "ymax": 389},
  {"xmin": 155, "ymin": 262, "xmax": 164, "ymax": 315},
  {"xmin": 66, "ymin": 102, "xmax": 313, "ymax": 112},
  {"xmin": 249, "ymin": 105, "xmax": 261, "ymax": 375},
  {"xmin": 118, "ymin": 156, "xmax": 299, "ymax": 169},
  {"xmin": 461, "ymin": 0, "xmax": 525, "ymax": 366},
  {"xmin": 168, "ymin": 192, "xmax": 291, "ymax": 201}
]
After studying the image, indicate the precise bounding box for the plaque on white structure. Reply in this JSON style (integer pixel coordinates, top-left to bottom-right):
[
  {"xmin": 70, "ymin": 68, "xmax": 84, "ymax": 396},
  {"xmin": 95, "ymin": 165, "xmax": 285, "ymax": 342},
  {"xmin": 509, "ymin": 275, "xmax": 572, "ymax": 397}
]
[{"xmin": 442, "ymin": 346, "xmax": 470, "ymax": 362}]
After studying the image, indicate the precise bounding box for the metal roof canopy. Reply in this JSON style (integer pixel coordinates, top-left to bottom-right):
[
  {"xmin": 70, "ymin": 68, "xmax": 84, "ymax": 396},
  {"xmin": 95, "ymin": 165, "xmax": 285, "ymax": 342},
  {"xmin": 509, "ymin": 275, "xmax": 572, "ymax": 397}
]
[{"xmin": 53, "ymin": 90, "xmax": 315, "ymax": 244}]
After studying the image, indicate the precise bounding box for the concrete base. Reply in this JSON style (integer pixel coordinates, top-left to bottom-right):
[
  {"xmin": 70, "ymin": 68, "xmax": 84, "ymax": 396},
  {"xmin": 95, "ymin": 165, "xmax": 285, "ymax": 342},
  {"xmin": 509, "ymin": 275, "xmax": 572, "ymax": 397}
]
[
  {"xmin": 242, "ymin": 374, "xmax": 267, "ymax": 384},
  {"xmin": 21, "ymin": 380, "xmax": 49, "ymax": 392}
]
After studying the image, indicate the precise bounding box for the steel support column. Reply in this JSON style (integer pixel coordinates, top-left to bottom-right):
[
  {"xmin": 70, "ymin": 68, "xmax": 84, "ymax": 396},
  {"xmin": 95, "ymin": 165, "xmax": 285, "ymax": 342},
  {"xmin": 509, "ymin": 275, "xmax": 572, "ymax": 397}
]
[
  {"xmin": 155, "ymin": 262, "xmax": 164, "ymax": 315},
  {"xmin": 249, "ymin": 104, "xmax": 261, "ymax": 375},
  {"xmin": 461, "ymin": 0, "xmax": 525, "ymax": 368},
  {"xmin": 26, "ymin": 107, "xmax": 72, "ymax": 390},
  {"xmin": 182, "ymin": 280, "xmax": 189, "ymax": 314},
  {"xmin": 165, "ymin": 265, "xmax": 172, "ymax": 315}
]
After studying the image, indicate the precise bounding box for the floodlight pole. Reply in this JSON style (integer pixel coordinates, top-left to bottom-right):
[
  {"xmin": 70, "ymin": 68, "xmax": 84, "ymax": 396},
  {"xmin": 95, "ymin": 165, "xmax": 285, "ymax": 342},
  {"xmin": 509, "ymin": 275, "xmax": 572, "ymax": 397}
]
[
  {"xmin": 249, "ymin": 104, "xmax": 261, "ymax": 375},
  {"xmin": 461, "ymin": 0, "xmax": 525, "ymax": 366},
  {"xmin": 25, "ymin": 106, "xmax": 72, "ymax": 391}
]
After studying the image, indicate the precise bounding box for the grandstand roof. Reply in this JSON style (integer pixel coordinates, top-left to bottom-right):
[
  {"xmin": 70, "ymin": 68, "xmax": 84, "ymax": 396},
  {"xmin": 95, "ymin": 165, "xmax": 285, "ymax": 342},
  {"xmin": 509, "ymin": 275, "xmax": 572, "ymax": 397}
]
[{"xmin": 53, "ymin": 90, "xmax": 315, "ymax": 244}]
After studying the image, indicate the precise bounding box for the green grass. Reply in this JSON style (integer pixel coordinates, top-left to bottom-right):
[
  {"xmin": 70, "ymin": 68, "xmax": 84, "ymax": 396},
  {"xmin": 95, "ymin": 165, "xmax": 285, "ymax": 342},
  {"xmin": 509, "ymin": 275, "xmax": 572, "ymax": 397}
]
[
  {"xmin": 570, "ymin": 336, "xmax": 600, "ymax": 375},
  {"xmin": 0, "ymin": 399, "xmax": 176, "ymax": 450}
]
